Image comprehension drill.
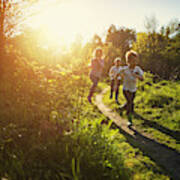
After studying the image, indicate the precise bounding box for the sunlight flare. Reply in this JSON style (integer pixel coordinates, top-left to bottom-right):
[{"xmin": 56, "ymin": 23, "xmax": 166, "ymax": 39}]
[{"xmin": 29, "ymin": 2, "xmax": 89, "ymax": 48}]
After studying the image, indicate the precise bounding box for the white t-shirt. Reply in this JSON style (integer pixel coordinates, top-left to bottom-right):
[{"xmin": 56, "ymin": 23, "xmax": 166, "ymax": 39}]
[
  {"xmin": 119, "ymin": 66, "xmax": 144, "ymax": 92},
  {"xmin": 109, "ymin": 66, "xmax": 124, "ymax": 80}
]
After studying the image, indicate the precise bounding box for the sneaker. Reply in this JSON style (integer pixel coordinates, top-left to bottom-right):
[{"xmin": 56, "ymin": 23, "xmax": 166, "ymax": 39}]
[
  {"xmin": 87, "ymin": 96, "xmax": 92, "ymax": 104},
  {"xmin": 127, "ymin": 114, "xmax": 133, "ymax": 128},
  {"xmin": 127, "ymin": 121, "xmax": 132, "ymax": 128}
]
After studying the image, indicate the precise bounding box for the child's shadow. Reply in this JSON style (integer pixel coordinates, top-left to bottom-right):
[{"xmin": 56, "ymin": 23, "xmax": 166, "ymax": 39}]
[
  {"xmin": 111, "ymin": 122, "xmax": 180, "ymax": 180},
  {"xmin": 133, "ymin": 112, "xmax": 180, "ymax": 142}
]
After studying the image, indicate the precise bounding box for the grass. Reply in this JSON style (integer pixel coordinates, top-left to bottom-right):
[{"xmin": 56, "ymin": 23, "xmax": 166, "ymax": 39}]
[
  {"xmin": 102, "ymin": 73, "xmax": 180, "ymax": 153},
  {"xmin": 0, "ymin": 67, "xmax": 170, "ymax": 179},
  {"xmin": 78, "ymin": 98, "xmax": 169, "ymax": 180}
]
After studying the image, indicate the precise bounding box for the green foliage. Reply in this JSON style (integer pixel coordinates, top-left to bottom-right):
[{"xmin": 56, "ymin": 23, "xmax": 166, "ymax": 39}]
[
  {"xmin": 0, "ymin": 42, "xmax": 170, "ymax": 180},
  {"xmin": 88, "ymin": 20, "xmax": 180, "ymax": 81},
  {"xmin": 106, "ymin": 25, "xmax": 136, "ymax": 52},
  {"xmin": 103, "ymin": 72, "xmax": 180, "ymax": 152},
  {"xmin": 0, "ymin": 43, "xmax": 130, "ymax": 179},
  {"xmin": 105, "ymin": 25, "xmax": 136, "ymax": 67},
  {"xmin": 1, "ymin": 15, "xmax": 179, "ymax": 179},
  {"xmin": 133, "ymin": 27, "xmax": 180, "ymax": 80}
]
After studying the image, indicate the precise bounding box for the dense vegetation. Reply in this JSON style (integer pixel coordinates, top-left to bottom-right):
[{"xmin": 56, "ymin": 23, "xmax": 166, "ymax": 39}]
[
  {"xmin": 0, "ymin": 49, "xmax": 170, "ymax": 180},
  {"xmin": 0, "ymin": 1, "xmax": 179, "ymax": 179},
  {"xmin": 103, "ymin": 73, "xmax": 180, "ymax": 152}
]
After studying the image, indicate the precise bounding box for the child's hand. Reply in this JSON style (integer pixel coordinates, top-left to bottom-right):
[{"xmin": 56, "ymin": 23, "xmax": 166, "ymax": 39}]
[
  {"xmin": 132, "ymin": 72, "xmax": 138, "ymax": 77},
  {"xmin": 118, "ymin": 73, "xmax": 124, "ymax": 79},
  {"xmin": 135, "ymin": 72, "xmax": 139, "ymax": 75},
  {"xmin": 133, "ymin": 72, "xmax": 143, "ymax": 81}
]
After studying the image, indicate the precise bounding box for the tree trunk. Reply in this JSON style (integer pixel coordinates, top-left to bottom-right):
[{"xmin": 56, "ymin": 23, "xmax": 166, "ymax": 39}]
[
  {"xmin": 0, "ymin": 0, "xmax": 5, "ymax": 53},
  {"xmin": 0, "ymin": 2, "xmax": 5, "ymax": 79}
]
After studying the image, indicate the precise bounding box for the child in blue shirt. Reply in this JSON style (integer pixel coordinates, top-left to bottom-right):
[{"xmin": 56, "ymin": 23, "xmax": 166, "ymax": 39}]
[{"xmin": 88, "ymin": 48, "xmax": 104, "ymax": 103}]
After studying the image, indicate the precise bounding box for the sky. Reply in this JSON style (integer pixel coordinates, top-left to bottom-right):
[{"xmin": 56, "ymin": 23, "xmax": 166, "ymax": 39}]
[
  {"xmin": 29, "ymin": 0, "xmax": 180, "ymax": 46},
  {"xmin": 64, "ymin": 0, "xmax": 180, "ymax": 33}
]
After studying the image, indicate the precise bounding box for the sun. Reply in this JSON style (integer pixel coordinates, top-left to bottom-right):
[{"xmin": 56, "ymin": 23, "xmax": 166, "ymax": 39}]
[{"xmin": 29, "ymin": 2, "xmax": 87, "ymax": 48}]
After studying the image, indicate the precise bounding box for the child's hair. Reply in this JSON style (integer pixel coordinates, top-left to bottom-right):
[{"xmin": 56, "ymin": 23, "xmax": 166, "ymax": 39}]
[
  {"xmin": 114, "ymin": 57, "xmax": 122, "ymax": 64},
  {"xmin": 125, "ymin": 50, "xmax": 138, "ymax": 64},
  {"xmin": 93, "ymin": 47, "xmax": 103, "ymax": 58}
]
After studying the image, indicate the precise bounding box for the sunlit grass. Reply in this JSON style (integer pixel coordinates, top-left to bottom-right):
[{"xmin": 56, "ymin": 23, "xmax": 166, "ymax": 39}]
[
  {"xmin": 103, "ymin": 73, "xmax": 180, "ymax": 152},
  {"xmin": 0, "ymin": 58, "xmax": 170, "ymax": 179}
]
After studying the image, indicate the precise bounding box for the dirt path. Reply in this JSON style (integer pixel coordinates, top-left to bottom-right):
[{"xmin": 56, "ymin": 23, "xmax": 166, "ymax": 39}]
[{"xmin": 95, "ymin": 88, "xmax": 180, "ymax": 180}]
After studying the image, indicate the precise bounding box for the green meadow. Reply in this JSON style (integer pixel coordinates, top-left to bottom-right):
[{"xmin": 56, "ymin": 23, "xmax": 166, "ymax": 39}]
[
  {"xmin": 0, "ymin": 1, "xmax": 180, "ymax": 179},
  {"xmin": 102, "ymin": 73, "xmax": 180, "ymax": 153}
]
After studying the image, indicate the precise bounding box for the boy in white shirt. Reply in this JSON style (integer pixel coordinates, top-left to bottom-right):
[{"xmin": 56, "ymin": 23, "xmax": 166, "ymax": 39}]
[
  {"xmin": 119, "ymin": 50, "xmax": 144, "ymax": 126},
  {"xmin": 109, "ymin": 57, "xmax": 124, "ymax": 104}
]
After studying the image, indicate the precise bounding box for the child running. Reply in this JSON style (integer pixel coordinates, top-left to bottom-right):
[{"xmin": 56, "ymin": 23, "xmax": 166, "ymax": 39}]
[
  {"xmin": 119, "ymin": 50, "xmax": 144, "ymax": 126},
  {"xmin": 87, "ymin": 48, "xmax": 104, "ymax": 103},
  {"xmin": 109, "ymin": 57, "xmax": 124, "ymax": 105}
]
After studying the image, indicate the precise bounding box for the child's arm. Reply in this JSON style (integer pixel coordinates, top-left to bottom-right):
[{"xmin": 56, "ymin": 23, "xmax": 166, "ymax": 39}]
[
  {"xmin": 115, "ymin": 73, "xmax": 122, "ymax": 80},
  {"xmin": 132, "ymin": 67, "xmax": 144, "ymax": 81},
  {"xmin": 133, "ymin": 72, "xmax": 144, "ymax": 81},
  {"xmin": 109, "ymin": 67, "xmax": 115, "ymax": 79},
  {"xmin": 100, "ymin": 59, "xmax": 105, "ymax": 68},
  {"xmin": 116, "ymin": 69, "xmax": 124, "ymax": 79}
]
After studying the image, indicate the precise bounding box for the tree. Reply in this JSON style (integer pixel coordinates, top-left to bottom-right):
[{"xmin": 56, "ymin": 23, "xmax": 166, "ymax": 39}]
[
  {"xmin": 92, "ymin": 34, "xmax": 103, "ymax": 47},
  {"xmin": 144, "ymin": 15, "xmax": 159, "ymax": 33},
  {"xmin": 167, "ymin": 18, "xmax": 180, "ymax": 36},
  {"xmin": 106, "ymin": 24, "xmax": 136, "ymax": 59},
  {"xmin": 0, "ymin": 0, "xmax": 62, "ymax": 78},
  {"xmin": 0, "ymin": 0, "xmax": 61, "ymax": 53},
  {"xmin": 0, "ymin": 1, "xmax": 33, "ymax": 52},
  {"xmin": 133, "ymin": 21, "xmax": 180, "ymax": 80}
]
